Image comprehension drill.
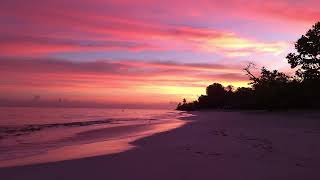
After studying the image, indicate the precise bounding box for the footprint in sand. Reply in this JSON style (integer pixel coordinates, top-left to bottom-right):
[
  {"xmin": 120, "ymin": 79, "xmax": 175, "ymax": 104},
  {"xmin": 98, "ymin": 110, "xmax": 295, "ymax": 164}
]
[
  {"xmin": 210, "ymin": 129, "xmax": 228, "ymax": 136},
  {"xmin": 208, "ymin": 153, "xmax": 222, "ymax": 156},
  {"xmin": 194, "ymin": 151, "xmax": 222, "ymax": 157},
  {"xmin": 304, "ymin": 129, "xmax": 320, "ymax": 134},
  {"xmin": 239, "ymin": 135, "xmax": 273, "ymax": 153},
  {"xmin": 295, "ymin": 163, "xmax": 304, "ymax": 167},
  {"xmin": 184, "ymin": 146, "xmax": 191, "ymax": 151}
]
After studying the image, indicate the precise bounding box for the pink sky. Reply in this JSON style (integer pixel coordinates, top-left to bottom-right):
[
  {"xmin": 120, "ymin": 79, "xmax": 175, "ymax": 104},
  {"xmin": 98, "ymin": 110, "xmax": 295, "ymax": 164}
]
[{"xmin": 1, "ymin": 0, "xmax": 319, "ymax": 108}]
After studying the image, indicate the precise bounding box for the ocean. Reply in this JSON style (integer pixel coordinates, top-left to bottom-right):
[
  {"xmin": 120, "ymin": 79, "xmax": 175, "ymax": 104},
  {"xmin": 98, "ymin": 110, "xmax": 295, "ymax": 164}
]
[{"xmin": 0, "ymin": 107, "xmax": 190, "ymax": 167}]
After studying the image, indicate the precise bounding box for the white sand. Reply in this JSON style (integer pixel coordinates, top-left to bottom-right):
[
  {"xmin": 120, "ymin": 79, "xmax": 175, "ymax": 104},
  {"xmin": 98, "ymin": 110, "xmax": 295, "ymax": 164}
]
[{"xmin": 1, "ymin": 111, "xmax": 320, "ymax": 179}]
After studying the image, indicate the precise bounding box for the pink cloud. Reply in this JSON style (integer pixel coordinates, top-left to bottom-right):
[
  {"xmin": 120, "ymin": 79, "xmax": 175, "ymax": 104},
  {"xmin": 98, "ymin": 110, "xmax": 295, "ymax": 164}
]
[
  {"xmin": 0, "ymin": 0, "xmax": 296, "ymax": 57},
  {"xmin": 0, "ymin": 58, "xmax": 249, "ymax": 103}
]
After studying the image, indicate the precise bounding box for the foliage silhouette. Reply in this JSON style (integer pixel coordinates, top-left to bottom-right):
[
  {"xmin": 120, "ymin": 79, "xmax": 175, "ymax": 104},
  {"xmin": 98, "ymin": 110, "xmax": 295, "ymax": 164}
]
[
  {"xmin": 177, "ymin": 21, "xmax": 320, "ymax": 111},
  {"xmin": 287, "ymin": 22, "xmax": 320, "ymax": 80}
]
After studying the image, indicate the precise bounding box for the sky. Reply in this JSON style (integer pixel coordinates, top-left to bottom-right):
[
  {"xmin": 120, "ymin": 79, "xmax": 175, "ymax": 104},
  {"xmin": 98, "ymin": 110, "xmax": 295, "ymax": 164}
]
[{"xmin": 1, "ymin": 0, "xmax": 319, "ymax": 108}]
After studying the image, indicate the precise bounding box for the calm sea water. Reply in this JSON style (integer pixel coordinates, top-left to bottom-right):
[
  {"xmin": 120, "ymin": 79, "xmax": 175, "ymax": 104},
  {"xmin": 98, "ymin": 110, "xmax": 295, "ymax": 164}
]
[{"xmin": 0, "ymin": 107, "xmax": 190, "ymax": 167}]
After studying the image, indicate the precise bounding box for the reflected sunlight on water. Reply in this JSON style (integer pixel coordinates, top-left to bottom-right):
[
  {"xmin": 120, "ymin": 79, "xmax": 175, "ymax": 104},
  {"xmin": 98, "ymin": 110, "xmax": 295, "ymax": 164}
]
[{"xmin": 0, "ymin": 107, "xmax": 191, "ymax": 167}]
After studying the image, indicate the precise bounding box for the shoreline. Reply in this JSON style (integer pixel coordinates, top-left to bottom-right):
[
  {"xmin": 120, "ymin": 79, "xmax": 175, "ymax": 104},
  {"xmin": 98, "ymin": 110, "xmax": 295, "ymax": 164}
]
[
  {"xmin": 0, "ymin": 117, "xmax": 187, "ymax": 168},
  {"xmin": 1, "ymin": 111, "xmax": 320, "ymax": 179}
]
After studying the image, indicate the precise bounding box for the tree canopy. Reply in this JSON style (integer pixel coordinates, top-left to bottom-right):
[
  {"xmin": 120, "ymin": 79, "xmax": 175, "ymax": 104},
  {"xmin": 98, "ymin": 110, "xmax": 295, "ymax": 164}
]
[{"xmin": 287, "ymin": 22, "xmax": 320, "ymax": 80}]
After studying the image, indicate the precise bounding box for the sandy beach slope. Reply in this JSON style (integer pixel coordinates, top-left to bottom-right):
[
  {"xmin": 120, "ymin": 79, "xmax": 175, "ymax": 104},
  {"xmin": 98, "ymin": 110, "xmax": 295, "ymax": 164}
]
[{"xmin": 1, "ymin": 111, "xmax": 320, "ymax": 180}]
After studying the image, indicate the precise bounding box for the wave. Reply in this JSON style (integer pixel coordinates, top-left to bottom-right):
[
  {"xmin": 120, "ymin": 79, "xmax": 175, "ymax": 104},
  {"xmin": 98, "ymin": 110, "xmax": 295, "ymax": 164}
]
[
  {"xmin": 0, "ymin": 111, "xmax": 184, "ymax": 140},
  {"xmin": 0, "ymin": 119, "xmax": 114, "ymax": 138}
]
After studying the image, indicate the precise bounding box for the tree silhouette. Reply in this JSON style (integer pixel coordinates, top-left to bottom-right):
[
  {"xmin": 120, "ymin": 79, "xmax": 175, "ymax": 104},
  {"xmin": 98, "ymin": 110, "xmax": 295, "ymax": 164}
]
[
  {"xmin": 225, "ymin": 85, "xmax": 234, "ymax": 93},
  {"xmin": 177, "ymin": 21, "xmax": 320, "ymax": 111},
  {"xmin": 251, "ymin": 67, "xmax": 290, "ymax": 89},
  {"xmin": 183, "ymin": 98, "xmax": 187, "ymax": 104},
  {"xmin": 206, "ymin": 83, "xmax": 225, "ymax": 97},
  {"xmin": 287, "ymin": 22, "xmax": 320, "ymax": 80}
]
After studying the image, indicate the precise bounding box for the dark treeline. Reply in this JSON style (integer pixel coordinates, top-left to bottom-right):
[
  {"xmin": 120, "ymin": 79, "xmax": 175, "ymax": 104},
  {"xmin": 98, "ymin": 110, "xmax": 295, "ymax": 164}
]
[{"xmin": 177, "ymin": 22, "xmax": 320, "ymax": 111}]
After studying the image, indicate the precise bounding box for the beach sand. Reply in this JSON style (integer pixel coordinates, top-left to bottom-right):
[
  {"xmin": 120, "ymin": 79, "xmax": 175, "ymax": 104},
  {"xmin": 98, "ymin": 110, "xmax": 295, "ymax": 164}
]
[{"xmin": 1, "ymin": 111, "xmax": 320, "ymax": 180}]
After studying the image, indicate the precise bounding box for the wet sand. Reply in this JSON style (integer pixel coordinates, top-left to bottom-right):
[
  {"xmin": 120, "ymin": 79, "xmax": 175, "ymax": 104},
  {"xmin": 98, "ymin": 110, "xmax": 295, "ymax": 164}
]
[{"xmin": 1, "ymin": 111, "xmax": 320, "ymax": 180}]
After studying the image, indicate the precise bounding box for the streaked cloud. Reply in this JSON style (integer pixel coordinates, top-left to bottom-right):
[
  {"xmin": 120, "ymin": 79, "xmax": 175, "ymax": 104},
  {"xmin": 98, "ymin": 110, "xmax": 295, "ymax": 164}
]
[
  {"xmin": 0, "ymin": 58, "xmax": 249, "ymax": 103},
  {"xmin": 0, "ymin": 0, "xmax": 295, "ymax": 57}
]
